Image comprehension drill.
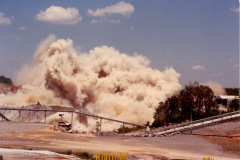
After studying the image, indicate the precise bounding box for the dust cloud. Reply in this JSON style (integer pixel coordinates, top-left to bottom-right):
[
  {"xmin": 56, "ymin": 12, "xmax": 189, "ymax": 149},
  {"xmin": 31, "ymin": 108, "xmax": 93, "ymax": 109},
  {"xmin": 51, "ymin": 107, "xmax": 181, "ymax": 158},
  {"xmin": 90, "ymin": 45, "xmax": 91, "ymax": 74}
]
[
  {"xmin": 0, "ymin": 34, "xmax": 181, "ymax": 130},
  {"xmin": 204, "ymin": 81, "xmax": 226, "ymax": 96}
]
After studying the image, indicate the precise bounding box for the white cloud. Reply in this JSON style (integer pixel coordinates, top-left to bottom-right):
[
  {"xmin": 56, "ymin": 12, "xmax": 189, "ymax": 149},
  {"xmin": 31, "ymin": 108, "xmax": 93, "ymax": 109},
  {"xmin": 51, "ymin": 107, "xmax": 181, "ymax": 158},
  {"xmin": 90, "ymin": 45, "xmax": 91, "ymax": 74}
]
[
  {"xmin": 88, "ymin": 1, "xmax": 134, "ymax": 18},
  {"xmin": 0, "ymin": 12, "xmax": 11, "ymax": 25},
  {"xmin": 91, "ymin": 19, "xmax": 102, "ymax": 24},
  {"xmin": 191, "ymin": 65, "xmax": 207, "ymax": 71},
  {"xmin": 230, "ymin": 6, "xmax": 240, "ymax": 13},
  {"xmin": 211, "ymin": 72, "xmax": 224, "ymax": 77},
  {"xmin": 19, "ymin": 26, "xmax": 27, "ymax": 31},
  {"xmin": 110, "ymin": 19, "xmax": 120, "ymax": 24},
  {"xmin": 90, "ymin": 18, "xmax": 107, "ymax": 24},
  {"xmin": 36, "ymin": 6, "xmax": 82, "ymax": 25},
  {"xmin": 90, "ymin": 18, "xmax": 120, "ymax": 24}
]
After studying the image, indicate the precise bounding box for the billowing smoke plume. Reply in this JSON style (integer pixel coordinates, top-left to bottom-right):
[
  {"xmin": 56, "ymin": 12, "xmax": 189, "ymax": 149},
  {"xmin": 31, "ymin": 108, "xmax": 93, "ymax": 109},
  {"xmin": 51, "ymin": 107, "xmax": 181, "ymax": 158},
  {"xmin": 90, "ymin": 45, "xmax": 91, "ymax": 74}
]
[{"xmin": 0, "ymin": 34, "xmax": 181, "ymax": 129}]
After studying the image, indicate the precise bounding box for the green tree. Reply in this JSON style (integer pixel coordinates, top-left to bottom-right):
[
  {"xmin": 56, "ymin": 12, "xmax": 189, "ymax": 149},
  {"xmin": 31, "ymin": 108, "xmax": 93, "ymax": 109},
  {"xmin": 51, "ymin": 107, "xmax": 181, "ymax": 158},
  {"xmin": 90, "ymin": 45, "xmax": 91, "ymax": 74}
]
[
  {"xmin": 179, "ymin": 86, "xmax": 194, "ymax": 121},
  {"xmin": 152, "ymin": 102, "xmax": 168, "ymax": 127},
  {"xmin": 152, "ymin": 96, "xmax": 181, "ymax": 127},
  {"xmin": 165, "ymin": 95, "xmax": 181, "ymax": 123},
  {"xmin": 228, "ymin": 99, "xmax": 240, "ymax": 112},
  {"xmin": 179, "ymin": 82, "xmax": 218, "ymax": 120},
  {"xmin": 152, "ymin": 81, "xmax": 220, "ymax": 127},
  {"xmin": 0, "ymin": 75, "xmax": 12, "ymax": 85},
  {"xmin": 225, "ymin": 88, "xmax": 240, "ymax": 96}
]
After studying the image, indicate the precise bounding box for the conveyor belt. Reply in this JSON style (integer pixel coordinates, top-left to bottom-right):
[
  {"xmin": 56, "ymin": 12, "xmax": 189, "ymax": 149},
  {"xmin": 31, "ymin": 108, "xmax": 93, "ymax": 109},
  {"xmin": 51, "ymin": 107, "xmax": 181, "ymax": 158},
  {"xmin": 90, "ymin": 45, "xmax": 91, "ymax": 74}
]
[
  {"xmin": 0, "ymin": 112, "xmax": 10, "ymax": 121},
  {"xmin": 137, "ymin": 111, "xmax": 240, "ymax": 137}
]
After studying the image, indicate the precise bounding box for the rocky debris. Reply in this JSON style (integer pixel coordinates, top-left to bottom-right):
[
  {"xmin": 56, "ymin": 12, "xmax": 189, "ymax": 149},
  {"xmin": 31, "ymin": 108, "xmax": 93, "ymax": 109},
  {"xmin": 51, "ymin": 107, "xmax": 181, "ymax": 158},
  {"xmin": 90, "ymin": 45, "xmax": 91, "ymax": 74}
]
[
  {"xmin": 99, "ymin": 131, "xmax": 119, "ymax": 136},
  {"xmin": 49, "ymin": 124, "xmax": 73, "ymax": 133},
  {"xmin": 0, "ymin": 83, "xmax": 21, "ymax": 94},
  {"xmin": 68, "ymin": 130, "xmax": 93, "ymax": 135},
  {"xmin": 134, "ymin": 130, "xmax": 182, "ymax": 137},
  {"xmin": 49, "ymin": 125, "xmax": 120, "ymax": 136}
]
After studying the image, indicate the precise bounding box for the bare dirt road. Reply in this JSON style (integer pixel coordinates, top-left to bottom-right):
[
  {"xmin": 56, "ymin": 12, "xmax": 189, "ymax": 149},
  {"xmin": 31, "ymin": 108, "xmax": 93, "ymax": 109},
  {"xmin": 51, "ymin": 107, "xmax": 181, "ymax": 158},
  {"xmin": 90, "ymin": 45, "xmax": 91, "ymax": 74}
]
[{"xmin": 0, "ymin": 121, "xmax": 239, "ymax": 160}]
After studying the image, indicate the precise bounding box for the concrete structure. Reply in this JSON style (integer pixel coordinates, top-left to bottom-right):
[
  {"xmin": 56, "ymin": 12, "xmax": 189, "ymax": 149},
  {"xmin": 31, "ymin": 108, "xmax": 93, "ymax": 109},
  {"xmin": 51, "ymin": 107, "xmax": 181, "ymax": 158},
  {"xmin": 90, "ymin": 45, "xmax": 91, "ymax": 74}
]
[{"xmin": 216, "ymin": 95, "xmax": 239, "ymax": 105}]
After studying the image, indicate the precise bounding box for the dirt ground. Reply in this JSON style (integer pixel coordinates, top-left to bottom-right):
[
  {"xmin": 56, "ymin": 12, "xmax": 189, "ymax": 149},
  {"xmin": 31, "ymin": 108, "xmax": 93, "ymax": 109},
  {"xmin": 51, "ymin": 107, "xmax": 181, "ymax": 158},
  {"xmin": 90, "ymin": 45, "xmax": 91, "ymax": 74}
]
[
  {"xmin": 190, "ymin": 121, "xmax": 240, "ymax": 157},
  {"xmin": 0, "ymin": 121, "xmax": 239, "ymax": 160}
]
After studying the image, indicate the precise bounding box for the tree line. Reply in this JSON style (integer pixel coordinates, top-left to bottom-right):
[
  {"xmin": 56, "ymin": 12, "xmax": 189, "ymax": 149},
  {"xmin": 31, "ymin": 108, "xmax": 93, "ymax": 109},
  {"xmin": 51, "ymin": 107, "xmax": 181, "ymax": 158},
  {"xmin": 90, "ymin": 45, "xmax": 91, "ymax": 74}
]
[
  {"xmin": 226, "ymin": 88, "xmax": 239, "ymax": 95},
  {"xmin": 152, "ymin": 82, "xmax": 239, "ymax": 127},
  {"xmin": 0, "ymin": 75, "xmax": 12, "ymax": 85}
]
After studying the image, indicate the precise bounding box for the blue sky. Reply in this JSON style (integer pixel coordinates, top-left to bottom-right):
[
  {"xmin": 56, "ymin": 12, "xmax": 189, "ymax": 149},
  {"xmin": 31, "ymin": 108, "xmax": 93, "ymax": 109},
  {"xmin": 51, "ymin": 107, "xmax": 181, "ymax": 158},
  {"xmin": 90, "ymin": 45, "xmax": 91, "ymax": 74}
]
[{"xmin": 0, "ymin": 0, "xmax": 239, "ymax": 88}]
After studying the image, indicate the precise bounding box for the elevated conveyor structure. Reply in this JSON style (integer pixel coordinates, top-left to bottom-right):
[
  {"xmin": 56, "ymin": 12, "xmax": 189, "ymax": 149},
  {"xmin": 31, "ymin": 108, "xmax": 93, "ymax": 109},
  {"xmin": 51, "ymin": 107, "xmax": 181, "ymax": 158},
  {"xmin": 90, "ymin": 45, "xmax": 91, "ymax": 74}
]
[
  {"xmin": 0, "ymin": 106, "xmax": 147, "ymax": 135},
  {"xmin": 137, "ymin": 111, "xmax": 240, "ymax": 137},
  {"xmin": 0, "ymin": 112, "xmax": 10, "ymax": 121}
]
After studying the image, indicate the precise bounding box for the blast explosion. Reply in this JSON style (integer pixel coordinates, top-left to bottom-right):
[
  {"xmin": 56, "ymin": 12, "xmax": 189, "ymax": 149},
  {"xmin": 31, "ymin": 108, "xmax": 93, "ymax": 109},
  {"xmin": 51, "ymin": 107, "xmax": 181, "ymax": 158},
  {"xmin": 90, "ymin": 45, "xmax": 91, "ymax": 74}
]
[{"xmin": 0, "ymin": 34, "xmax": 182, "ymax": 130}]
